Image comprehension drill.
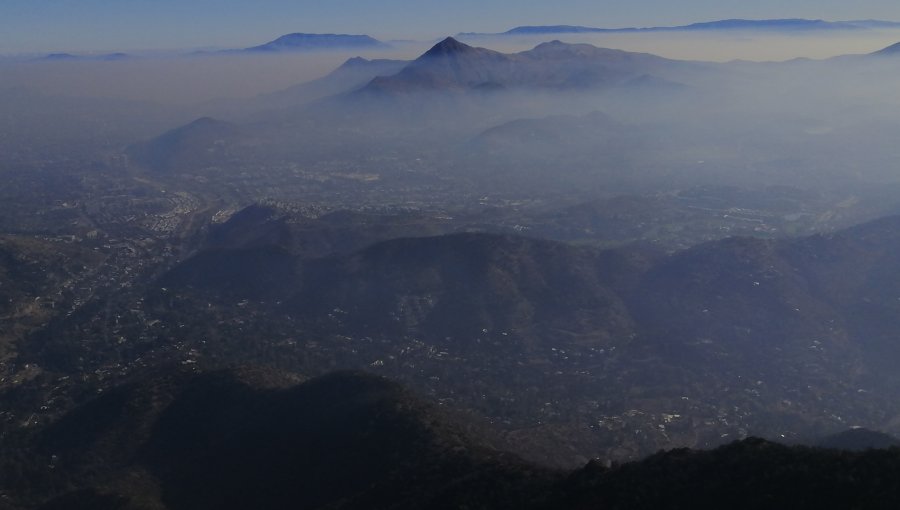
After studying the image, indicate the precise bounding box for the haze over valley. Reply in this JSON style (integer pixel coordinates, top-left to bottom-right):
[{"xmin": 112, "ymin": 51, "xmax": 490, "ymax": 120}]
[{"xmin": 6, "ymin": 11, "xmax": 900, "ymax": 508}]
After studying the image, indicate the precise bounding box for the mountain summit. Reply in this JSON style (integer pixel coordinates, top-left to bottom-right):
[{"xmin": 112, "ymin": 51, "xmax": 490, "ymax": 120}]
[
  {"xmin": 420, "ymin": 36, "xmax": 478, "ymax": 58},
  {"xmin": 364, "ymin": 37, "xmax": 511, "ymax": 92},
  {"xmin": 361, "ymin": 39, "xmax": 685, "ymax": 94}
]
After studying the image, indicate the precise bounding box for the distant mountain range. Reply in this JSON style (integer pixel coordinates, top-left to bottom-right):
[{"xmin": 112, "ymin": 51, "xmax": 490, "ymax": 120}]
[
  {"xmin": 128, "ymin": 37, "xmax": 700, "ymax": 170},
  {"xmin": 29, "ymin": 20, "xmax": 900, "ymax": 62},
  {"xmin": 128, "ymin": 35, "xmax": 900, "ymax": 179},
  {"xmin": 34, "ymin": 52, "xmax": 134, "ymax": 62},
  {"xmin": 461, "ymin": 18, "xmax": 900, "ymax": 37},
  {"xmin": 239, "ymin": 33, "xmax": 388, "ymax": 53},
  {"xmin": 267, "ymin": 36, "xmax": 900, "ymax": 103},
  {"xmin": 360, "ymin": 37, "xmax": 693, "ymax": 95},
  {"xmin": 178, "ymin": 33, "xmax": 390, "ymax": 57}
]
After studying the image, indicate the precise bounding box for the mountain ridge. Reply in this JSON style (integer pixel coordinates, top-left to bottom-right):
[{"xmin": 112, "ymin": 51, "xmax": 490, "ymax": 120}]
[
  {"xmin": 460, "ymin": 18, "xmax": 900, "ymax": 37},
  {"xmin": 136, "ymin": 213, "xmax": 900, "ymax": 463},
  {"xmin": 359, "ymin": 37, "xmax": 689, "ymax": 95}
]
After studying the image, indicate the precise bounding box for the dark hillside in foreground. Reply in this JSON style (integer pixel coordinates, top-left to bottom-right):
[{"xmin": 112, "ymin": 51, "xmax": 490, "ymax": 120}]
[
  {"xmin": 816, "ymin": 427, "xmax": 900, "ymax": 451},
  {"xmin": 551, "ymin": 438, "xmax": 900, "ymax": 510},
  {"xmin": 4, "ymin": 369, "xmax": 900, "ymax": 509},
  {"xmin": 4, "ymin": 368, "xmax": 551, "ymax": 509}
]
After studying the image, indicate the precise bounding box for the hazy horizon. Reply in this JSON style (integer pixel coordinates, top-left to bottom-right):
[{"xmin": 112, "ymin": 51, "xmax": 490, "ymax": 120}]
[
  {"xmin": 2, "ymin": 28, "xmax": 900, "ymax": 106},
  {"xmin": 5, "ymin": 0, "xmax": 900, "ymax": 54}
]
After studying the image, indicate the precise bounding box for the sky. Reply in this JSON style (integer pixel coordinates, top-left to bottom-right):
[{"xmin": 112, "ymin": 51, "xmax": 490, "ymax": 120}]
[{"xmin": 3, "ymin": 0, "xmax": 900, "ymax": 54}]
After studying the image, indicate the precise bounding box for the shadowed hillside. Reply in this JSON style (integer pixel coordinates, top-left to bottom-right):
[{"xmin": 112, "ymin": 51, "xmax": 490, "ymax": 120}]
[
  {"xmin": 3, "ymin": 368, "xmax": 900, "ymax": 509},
  {"xmin": 3, "ymin": 368, "xmax": 552, "ymax": 509}
]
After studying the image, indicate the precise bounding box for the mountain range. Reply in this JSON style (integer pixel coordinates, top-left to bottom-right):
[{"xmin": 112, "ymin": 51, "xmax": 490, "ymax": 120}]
[
  {"xmin": 127, "ymin": 37, "xmax": 703, "ymax": 173},
  {"xmin": 26, "ymin": 20, "xmax": 900, "ymax": 63},
  {"xmin": 361, "ymin": 37, "xmax": 692, "ymax": 94},
  {"xmin": 43, "ymin": 208, "xmax": 889, "ymax": 465},
  {"xmin": 34, "ymin": 52, "xmax": 134, "ymax": 62},
  {"xmin": 461, "ymin": 18, "xmax": 900, "ymax": 37}
]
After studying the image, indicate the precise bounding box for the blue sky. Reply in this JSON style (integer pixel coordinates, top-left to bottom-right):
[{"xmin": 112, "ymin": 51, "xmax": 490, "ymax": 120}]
[{"xmin": 3, "ymin": 0, "xmax": 900, "ymax": 53}]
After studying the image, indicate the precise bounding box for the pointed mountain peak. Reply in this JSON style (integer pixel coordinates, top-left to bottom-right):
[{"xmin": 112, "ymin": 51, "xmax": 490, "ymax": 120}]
[{"xmin": 421, "ymin": 37, "xmax": 477, "ymax": 58}]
